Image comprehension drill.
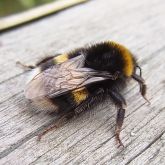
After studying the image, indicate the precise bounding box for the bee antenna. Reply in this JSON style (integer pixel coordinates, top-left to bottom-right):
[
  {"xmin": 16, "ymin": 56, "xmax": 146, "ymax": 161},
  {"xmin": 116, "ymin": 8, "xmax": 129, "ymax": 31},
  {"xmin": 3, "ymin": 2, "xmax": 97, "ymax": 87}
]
[{"xmin": 136, "ymin": 65, "xmax": 142, "ymax": 77}]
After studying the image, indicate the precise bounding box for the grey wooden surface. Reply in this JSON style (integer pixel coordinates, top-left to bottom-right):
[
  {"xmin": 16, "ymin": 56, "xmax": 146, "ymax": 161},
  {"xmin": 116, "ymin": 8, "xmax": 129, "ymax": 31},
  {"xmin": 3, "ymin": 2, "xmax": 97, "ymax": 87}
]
[{"xmin": 0, "ymin": 0, "xmax": 165, "ymax": 164}]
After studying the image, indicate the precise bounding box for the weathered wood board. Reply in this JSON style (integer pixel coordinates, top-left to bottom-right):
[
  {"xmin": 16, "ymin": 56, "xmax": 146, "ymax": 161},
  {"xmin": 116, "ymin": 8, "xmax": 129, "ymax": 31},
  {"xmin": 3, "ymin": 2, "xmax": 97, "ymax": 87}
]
[{"xmin": 0, "ymin": 0, "xmax": 165, "ymax": 164}]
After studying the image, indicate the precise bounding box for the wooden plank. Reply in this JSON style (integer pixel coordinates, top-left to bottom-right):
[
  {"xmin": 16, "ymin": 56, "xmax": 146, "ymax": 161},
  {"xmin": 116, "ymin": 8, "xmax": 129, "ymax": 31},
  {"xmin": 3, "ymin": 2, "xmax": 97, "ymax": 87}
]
[
  {"xmin": 0, "ymin": 0, "xmax": 165, "ymax": 164},
  {"xmin": 129, "ymin": 132, "xmax": 165, "ymax": 165},
  {"xmin": 0, "ymin": 46, "xmax": 164, "ymax": 164},
  {"xmin": 0, "ymin": 57, "xmax": 164, "ymax": 164}
]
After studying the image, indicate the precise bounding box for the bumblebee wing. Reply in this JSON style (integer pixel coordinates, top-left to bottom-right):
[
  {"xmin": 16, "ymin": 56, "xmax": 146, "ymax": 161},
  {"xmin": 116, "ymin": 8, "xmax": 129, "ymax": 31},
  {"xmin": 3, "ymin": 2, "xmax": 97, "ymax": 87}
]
[{"xmin": 25, "ymin": 55, "xmax": 111, "ymax": 99}]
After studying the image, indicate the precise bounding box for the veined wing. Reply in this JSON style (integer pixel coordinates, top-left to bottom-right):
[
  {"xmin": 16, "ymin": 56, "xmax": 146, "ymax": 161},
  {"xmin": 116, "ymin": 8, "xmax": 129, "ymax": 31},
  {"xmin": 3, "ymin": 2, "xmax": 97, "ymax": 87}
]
[{"xmin": 25, "ymin": 55, "xmax": 117, "ymax": 99}]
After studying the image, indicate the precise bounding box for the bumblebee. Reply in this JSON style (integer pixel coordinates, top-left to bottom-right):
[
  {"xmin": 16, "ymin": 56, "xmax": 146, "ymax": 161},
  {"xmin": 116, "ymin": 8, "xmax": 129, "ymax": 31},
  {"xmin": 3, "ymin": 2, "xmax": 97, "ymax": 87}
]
[{"xmin": 18, "ymin": 41, "xmax": 148, "ymax": 147}]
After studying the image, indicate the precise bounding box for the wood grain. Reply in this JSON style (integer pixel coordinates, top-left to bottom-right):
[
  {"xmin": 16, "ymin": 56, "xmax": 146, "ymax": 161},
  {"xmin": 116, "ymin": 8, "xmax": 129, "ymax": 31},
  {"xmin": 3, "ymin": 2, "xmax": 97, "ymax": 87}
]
[{"xmin": 0, "ymin": 0, "xmax": 165, "ymax": 164}]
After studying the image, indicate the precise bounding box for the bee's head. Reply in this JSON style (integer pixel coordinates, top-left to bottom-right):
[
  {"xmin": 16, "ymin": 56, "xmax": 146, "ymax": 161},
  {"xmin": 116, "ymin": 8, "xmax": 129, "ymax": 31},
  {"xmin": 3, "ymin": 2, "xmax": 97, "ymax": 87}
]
[{"xmin": 85, "ymin": 41, "xmax": 136, "ymax": 78}]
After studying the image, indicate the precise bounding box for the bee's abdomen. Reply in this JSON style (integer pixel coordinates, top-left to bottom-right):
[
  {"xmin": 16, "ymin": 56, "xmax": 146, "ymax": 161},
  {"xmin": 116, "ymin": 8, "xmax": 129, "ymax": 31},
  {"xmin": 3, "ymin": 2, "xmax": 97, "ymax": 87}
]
[
  {"xmin": 48, "ymin": 87, "xmax": 89, "ymax": 113},
  {"xmin": 71, "ymin": 87, "xmax": 89, "ymax": 104},
  {"xmin": 31, "ymin": 98, "xmax": 59, "ymax": 113}
]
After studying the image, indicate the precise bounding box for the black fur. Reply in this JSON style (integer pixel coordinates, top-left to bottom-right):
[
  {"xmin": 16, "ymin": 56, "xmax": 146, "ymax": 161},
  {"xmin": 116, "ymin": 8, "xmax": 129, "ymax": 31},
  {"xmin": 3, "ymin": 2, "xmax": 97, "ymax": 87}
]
[{"xmin": 84, "ymin": 42, "xmax": 125, "ymax": 74}]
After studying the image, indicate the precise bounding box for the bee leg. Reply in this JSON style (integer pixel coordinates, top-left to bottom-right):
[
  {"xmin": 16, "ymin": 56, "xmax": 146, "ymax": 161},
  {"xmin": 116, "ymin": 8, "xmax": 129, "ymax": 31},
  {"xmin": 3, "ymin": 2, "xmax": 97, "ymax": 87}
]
[
  {"xmin": 115, "ymin": 108, "xmax": 125, "ymax": 147},
  {"xmin": 74, "ymin": 89, "xmax": 126, "ymax": 147},
  {"xmin": 132, "ymin": 74, "xmax": 150, "ymax": 104},
  {"xmin": 16, "ymin": 54, "xmax": 61, "ymax": 71},
  {"xmin": 37, "ymin": 111, "xmax": 75, "ymax": 141},
  {"xmin": 35, "ymin": 55, "xmax": 56, "ymax": 66},
  {"xmin": 109, "ymin": 90, "xmax": 126, "ymax": 147},
  {"xmin": 74, "ymin": 93, "xmax": 104, "ymax": 114},
  {"xmin": 16, "ymin": 61, "xmax": 35, "ymax": 71}
]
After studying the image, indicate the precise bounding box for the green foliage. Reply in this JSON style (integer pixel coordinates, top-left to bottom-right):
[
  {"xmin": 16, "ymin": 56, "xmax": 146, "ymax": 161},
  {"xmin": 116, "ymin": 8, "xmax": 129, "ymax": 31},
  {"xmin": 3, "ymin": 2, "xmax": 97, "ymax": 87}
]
[{"xmin": 0, "ymin": 0, "xmax": 56, "ymax": 17}]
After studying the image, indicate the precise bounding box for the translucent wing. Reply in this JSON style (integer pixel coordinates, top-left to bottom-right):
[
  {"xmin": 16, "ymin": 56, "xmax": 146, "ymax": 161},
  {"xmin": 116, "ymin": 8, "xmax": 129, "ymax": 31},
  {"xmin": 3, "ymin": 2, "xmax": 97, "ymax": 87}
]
[{"xmin": 25, "ymin": 55, "xmax": 115, "ymax": 99}]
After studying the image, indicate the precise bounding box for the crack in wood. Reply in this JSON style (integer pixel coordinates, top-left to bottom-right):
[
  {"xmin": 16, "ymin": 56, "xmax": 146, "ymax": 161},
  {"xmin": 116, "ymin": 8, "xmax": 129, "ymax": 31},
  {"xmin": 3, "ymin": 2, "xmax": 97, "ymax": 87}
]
[
  {"xmin": 126, "ymin": 130, "xmax": 165, "ymax": 165},
  {"xmin": 0, "ymin": 118, "xmax": 57, "ymax": 159}
]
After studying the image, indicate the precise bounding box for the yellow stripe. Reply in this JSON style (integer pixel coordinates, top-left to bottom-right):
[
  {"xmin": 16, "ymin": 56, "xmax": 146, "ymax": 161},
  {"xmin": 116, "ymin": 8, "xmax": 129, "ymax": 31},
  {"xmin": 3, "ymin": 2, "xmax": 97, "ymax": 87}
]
[
  {"xmin": 53, "ymin": 54, "xmax": 68, "ymax": 64},
  {"xmin": 72, "ymin": 87, "xmax": 88, "ymax": 104},
  {"xmin": 109, "ymin": 41, "xmax": 134, "ymax": 77}
]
